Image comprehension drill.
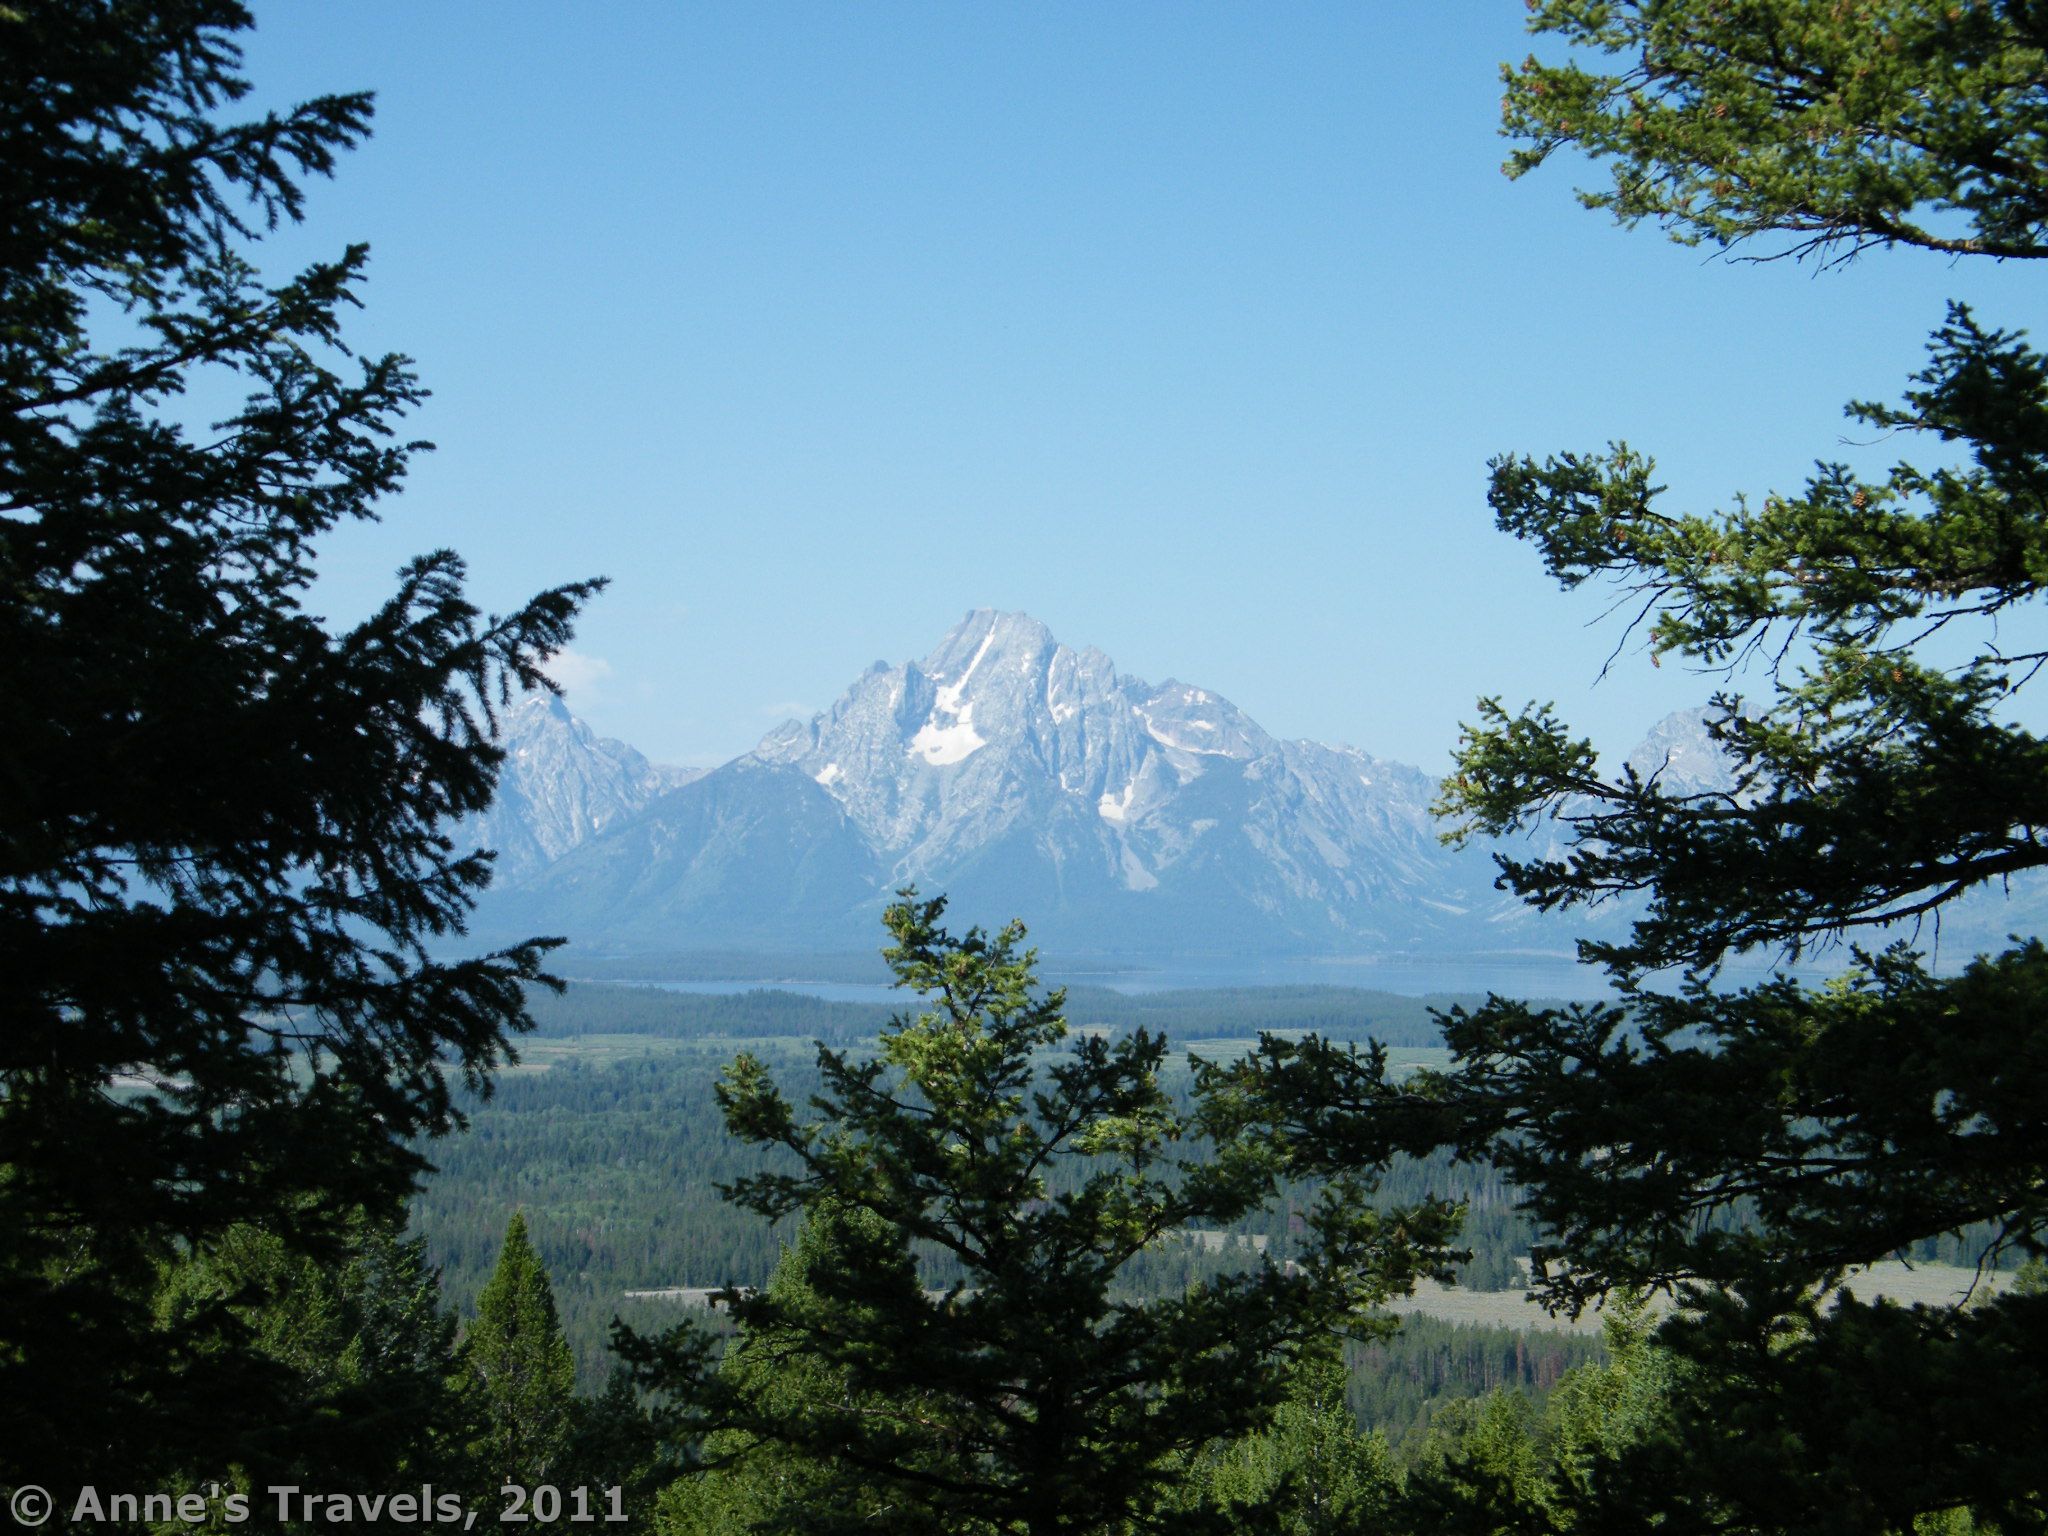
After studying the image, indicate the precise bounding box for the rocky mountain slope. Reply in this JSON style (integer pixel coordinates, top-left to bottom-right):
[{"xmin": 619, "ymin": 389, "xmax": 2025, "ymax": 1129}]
[
  {"xmin": 478, "ymin": 611, "xmax": 1533, "ymax": 956},
  {"xmin": 469, "ymin": 610, "xmax": 2047, "ymax": 964},
  {"xmin": 460, "ymin": 691, "xmax": 702, "ymax": 886}
]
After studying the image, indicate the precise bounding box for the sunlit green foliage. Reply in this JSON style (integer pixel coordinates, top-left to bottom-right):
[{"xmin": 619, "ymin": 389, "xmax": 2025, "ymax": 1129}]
[
  {"xmin": 148, "ymin": 1208, "xmax": 473, "ymax": 1533},
  {"xmin": 620, "ymin": 893, "xmax": 1467, "ymax": 1536},
  {"xmin": 1181, "ymin": 1345, "xmax": 1399, "ymax": 1535},
  {"xmin": 1402, "ymin": 1295, "xmax": 1674, "ymax": 1533},
  {"xmin": 463, "ymin": 1213, "xmax": 579, "ymax": 1488},
  {"xmin": 653, "ymin": 1206, "xmax": 958, "ymax": 1536},
  {"xmin": 1503, "ymin": 0, "xmax": 2048, "ymax": 263}
]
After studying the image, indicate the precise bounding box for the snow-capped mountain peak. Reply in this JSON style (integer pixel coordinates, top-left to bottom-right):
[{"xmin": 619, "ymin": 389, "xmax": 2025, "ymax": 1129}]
[
  {"xmin": 468, "ymin": 626, "xmax": 2047, "ymax": 961},
  {"xmin": 1622, "ymin": 704, "xmax": 1743, "ymax": 795},
  {"xmin": 682, "ymin": 608, "xmax": 1497, "ymax": 944}
]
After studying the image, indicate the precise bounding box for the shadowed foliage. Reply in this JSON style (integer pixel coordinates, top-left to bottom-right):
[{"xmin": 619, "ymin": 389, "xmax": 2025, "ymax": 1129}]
[
  {"xmin": 1208, "ymin": 4, "xmax": 2048, "ymax": 1530},
  {"xmin": 0, "ymin": 0, "xmax": 598, "ymax": 1498}
]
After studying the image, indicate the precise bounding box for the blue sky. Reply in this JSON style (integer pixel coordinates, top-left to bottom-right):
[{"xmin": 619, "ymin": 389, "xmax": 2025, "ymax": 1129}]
[{"xmin": 242, "ymin": 4, "xmax": 2044, "ymax": 772}]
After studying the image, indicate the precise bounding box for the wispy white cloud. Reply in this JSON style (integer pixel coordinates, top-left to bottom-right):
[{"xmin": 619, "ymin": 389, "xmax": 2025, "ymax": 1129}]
[
  {"xmin": 543, "ymin": 648, "xmax": 615, "ymax": 698},
  {"xmin": 759, "ymin": 700, "xmax": 812, "ymax": 720}
]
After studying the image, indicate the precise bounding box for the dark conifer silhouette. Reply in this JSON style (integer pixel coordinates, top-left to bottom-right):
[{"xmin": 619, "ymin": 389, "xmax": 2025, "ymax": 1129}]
[
  {"xmin": 0, "ymin": 0, "xmax": 598, "ymax": 1495},
  {"xmin": 1214, "ymin": 4, "xmax": 2048, "ymax": 1529}
]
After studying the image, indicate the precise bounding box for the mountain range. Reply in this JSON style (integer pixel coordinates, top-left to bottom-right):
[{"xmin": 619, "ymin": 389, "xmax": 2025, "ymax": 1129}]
[
  {"xmin": 460, "ymin": 692, "xmax": 704, "ymax": 887},
  {"xmin": 464, "ymin": 608, "xmax": 2043, "ymax": 967},
  {"xmin": 468, "ymin": 611, "xmax": 1655, "ymax": 961}
]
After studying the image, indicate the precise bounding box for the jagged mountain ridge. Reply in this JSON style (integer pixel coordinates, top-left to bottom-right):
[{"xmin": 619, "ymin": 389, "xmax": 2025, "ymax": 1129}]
[
  {"xmin": 470, "ymin": 614, "xmax": 2044, "ymax": 961},
  {"xmin": 476, "ymin": 610, "xmax": 1548, "ymax": 956},
  {"xmin": 461, "ymin": 692, "xmax": 702, "ymax": 886}
]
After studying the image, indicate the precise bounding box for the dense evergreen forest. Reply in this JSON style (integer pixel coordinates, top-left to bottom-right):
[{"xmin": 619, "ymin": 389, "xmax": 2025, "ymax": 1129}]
[
  {"xmin": 416, "ymin": 981, "xmax": 1578, "ymax": 1443},
  {"xmin": 421, "ymin": 976, "xmax": 2022, "ymax": 1469}
]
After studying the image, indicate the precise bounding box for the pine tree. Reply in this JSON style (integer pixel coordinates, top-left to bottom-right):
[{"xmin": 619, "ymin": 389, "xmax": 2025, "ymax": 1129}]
[
  {"xmin": 465, "ymin": 1213, "xmax": 579, "ymax": 1488},
  {"xmin": 151, "ymin": 1205, "xmax": 474, "ymax": 1532},
  {"xmin": 1186, "ymin": 1345, "xmax": 1398, "ymax": 1536},
  {"xmin": 1220, "ymin": 4, "xmax": 2048, "ymax": 1529},
  {"xmin": 621, "ymin": 892, "xmax": 1465, "ymax": 1536},
  {"xmin": 653, "ymin": 1204, "xmax": 960, "ymax": 1536},
  {"xmin": 0, "ymin": 0, "xmax": 597, "ymax": 1497}
]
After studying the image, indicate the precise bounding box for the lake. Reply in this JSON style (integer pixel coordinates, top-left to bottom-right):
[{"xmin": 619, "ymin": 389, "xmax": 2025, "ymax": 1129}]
[{"xmin": 589, "ymin": 949, "xmax": 1834, "ymax": 1006}]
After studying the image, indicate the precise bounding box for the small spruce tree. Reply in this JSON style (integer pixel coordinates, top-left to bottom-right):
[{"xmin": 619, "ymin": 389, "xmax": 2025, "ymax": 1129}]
[{"xmin": 465, "ymin": 1213, "xmax": 578, "ymax": 1488}]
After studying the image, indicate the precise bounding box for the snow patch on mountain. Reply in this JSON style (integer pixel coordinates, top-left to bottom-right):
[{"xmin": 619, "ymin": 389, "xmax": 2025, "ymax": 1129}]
[{"xmin": 479, "ymin": 612, "xmax": 1973, "ymax": 961}]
